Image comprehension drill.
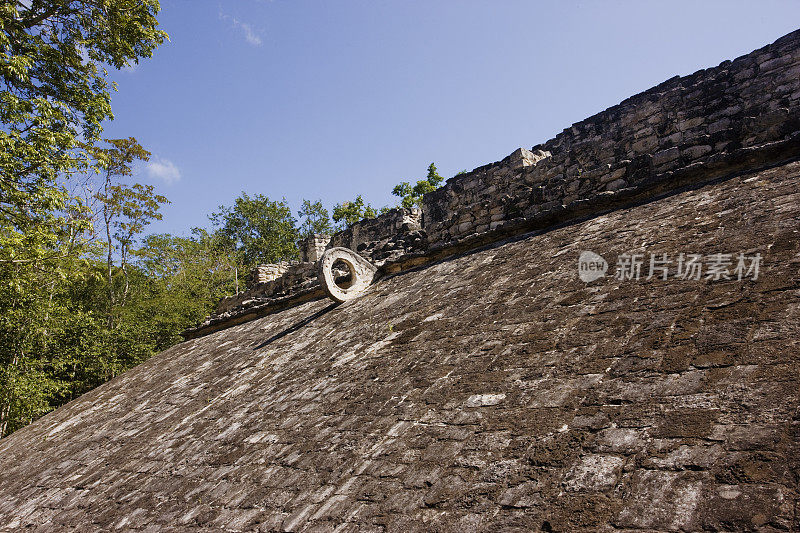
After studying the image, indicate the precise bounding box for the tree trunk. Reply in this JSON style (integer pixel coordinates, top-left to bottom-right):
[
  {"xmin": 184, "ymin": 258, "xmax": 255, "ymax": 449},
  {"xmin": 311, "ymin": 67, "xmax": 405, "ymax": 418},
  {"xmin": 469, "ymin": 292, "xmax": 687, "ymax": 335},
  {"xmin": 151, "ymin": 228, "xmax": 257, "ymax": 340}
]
[
  {"xmin": 104, "ymin": 204, "xmax": 115, "ymax": 329},
  {"xmin": 0, "ymin": 354, "xmax": 19, "ymax": 438},
  {"xmin": 121, "ymin": 243, "xmax": 130, "ymax": 306},
  {"xmin": 0, "ymin": 402, "xmax": 9, "ymax": 438}
]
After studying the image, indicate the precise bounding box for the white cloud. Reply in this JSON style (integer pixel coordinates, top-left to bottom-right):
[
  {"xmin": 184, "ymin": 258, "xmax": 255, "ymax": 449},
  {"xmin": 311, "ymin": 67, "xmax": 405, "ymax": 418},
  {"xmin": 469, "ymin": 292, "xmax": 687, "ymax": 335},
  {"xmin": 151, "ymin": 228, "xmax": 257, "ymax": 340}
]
[
  {"xmin": 220, "ymin": 11, "xmax": 263, "ymax": 47},
  {"xmin": 238, "ymin": 21, "xmax": 262, "ymax": 46},
  {"xmin": 145, "ymin": 157, "xmax": 181, "ymax": 184}
]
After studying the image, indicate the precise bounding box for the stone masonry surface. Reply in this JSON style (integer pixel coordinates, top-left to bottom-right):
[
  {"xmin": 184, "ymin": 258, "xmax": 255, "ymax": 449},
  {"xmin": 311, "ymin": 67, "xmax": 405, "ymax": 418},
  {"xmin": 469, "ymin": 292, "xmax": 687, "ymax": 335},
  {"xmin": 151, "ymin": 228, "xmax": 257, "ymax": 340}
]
[
  {"xmin": 186, "ymin": 29, "xmax": 800, "ymax": 338},
  {"xmin": 0, "ymin": 159, "xmax": 798, "ymax": 531},
  {"xmin": 250, "ymin": 264, "xmax": 290, "ymax": 286},
  {"xmin": 1, "ymin": 29, "xmax": 800, "ymax": 532}
]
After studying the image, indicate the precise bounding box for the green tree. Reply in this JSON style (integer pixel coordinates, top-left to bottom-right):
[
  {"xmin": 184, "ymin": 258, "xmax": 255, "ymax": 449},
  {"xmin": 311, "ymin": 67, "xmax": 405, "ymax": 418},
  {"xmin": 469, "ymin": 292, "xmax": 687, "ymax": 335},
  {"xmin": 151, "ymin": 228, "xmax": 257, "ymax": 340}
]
[
  {"xmin": 0, "ymin": 246, "xmax": 72, "ymax": 437},
  {"xmin": 392, "ymin": 162, "xmax": 445, "ymax": 209},
  {"xmin": 0, "ymin": 137, "xmax": 170, "ymax": 437},
  {"xmin": 89, "ymin": 138, "xmax": 168, "ymax": 324},
  {"xmin": 298, "ymin": 199, "xmax": 333, "ymax": 237},
  {"xmin": 332, "ymin": 195, "xmax": 378, "ymax": 229},
  {"xmin": 0, "ymin": 1, "xmax": 167, "ymax": 226},
  {"xmin": 0, "ymin": 187, "xmax": 96, "ymax": 436},
  {"xmin": 132, "ymin": 229, "xmax": 237, "ymax": 351},
  {"xmin": 0, "ymin": 2, "xmax": 169, "ymax": 438},
  {"xmin": 211, "ymin": 193, "xmax": 299, "ymax": 267}
]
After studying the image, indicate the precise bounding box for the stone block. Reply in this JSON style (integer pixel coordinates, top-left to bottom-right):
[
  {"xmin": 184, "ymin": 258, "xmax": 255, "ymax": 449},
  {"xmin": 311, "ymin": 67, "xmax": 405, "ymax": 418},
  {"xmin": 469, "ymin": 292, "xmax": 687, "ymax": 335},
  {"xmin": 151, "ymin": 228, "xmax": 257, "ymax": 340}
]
[
  {"xmin": 652, "ymin": 147, "xmax": 680, "ymax": 166},
  {"xmin": 708, "ymin": 118, "xmax": 731, "ymax": 134},
  {"xmin": 605, "ymin": 178, "xmax": 627, "ymax": 192},
  {"xmin": 563, "ymin": 454, "xmax": 624, "ymax": 491},
  {"xmin": 682, "ymin": 144, "xmax": 713, "ymax": 160}
]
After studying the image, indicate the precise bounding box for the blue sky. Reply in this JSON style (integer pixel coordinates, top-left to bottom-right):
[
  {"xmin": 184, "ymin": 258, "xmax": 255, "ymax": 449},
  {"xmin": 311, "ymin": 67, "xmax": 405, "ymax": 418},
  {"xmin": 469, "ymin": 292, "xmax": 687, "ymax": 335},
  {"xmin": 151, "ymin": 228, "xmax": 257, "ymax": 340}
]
[{"xmin": 102, "ymin": 1, "xmax": 800, "ymax": 237}]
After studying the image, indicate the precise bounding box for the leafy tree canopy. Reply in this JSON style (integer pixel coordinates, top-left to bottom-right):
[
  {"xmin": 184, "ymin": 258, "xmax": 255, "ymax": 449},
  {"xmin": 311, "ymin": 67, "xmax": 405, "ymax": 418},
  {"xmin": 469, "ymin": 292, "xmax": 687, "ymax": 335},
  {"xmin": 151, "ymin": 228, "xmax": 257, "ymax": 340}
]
[
  {"xmin": 297, "ymin": 199, "xmax": 333, "ymax": 237},
  {"xmin": 0, "ymin": 2, "xmax": 172, "ymax": 438},
  {"xmin": 0, "ymin": 1, "xmax": 167, "ymax": 225},
  {"xmin": 332, "ymin": 194, "xmax": 378, "ymax": 229},
  {"xmin": 211, "ymin": 193, "xmax": 299, "ymax": 267},
  {"xmin": 391, "ymin": 162, "xmax": 444, "ymax": 209}
]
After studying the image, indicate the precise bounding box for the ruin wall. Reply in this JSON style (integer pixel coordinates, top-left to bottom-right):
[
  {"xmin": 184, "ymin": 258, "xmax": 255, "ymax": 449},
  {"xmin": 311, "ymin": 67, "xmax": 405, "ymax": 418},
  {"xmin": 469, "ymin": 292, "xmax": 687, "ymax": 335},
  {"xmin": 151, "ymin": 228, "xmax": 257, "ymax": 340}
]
[
  {"xmin": 185, "ymin": 29, "xmax": 800, "ymax": 339},
  {"xmin": 422, "ymin": 29, "xmax": 800, "ymax": 246}
]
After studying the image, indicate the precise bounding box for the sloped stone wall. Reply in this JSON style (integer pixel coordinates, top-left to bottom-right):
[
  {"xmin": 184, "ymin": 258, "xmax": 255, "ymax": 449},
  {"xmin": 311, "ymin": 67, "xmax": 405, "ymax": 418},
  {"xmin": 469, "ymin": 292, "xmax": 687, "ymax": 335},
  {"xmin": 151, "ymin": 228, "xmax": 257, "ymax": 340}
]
[
  {"xmin": 3, "ymin": 160, "xmax": 798, "ymax": 531},
  {"xmin": 3, "ymin": 29, "xmax": 800, "ymax": 532}
]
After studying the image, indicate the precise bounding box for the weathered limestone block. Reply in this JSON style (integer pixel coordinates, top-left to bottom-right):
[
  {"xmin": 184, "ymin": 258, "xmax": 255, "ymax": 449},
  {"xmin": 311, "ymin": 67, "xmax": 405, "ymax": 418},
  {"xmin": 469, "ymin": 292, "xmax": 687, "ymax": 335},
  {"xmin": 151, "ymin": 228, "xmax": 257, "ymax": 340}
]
[
  {"xmin": 683, "ymin": 144, "xmax": 713, "ymax": 160},
  {"xmin": 298, "ymin": 233, "xmax": 331, "ymax": 263},
  {"xmin": 249, "ymin": 262, "xmax": 289, "ymax": 286},
  {"xmin": 401, "ymin": 209, "xmax": 422, "ymax": 232},
  {"xmin": 652, "ymin": 146, "xmax": 680, "ymax": 166},
  {"xmin": 318, "ymin": 247, "xmax": 378, "ymax": 303},
  {"xmin": 505, "ymin": 147, "xmax": 551, "ymax": 169}
]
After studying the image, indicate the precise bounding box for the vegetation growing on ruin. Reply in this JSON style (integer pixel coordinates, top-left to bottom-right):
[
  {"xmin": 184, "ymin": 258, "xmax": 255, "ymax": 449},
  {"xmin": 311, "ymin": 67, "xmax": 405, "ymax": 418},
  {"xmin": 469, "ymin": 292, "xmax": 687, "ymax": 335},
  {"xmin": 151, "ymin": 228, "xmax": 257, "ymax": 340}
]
[
  {"xmin": 332, "ymin": 194, "xmax": 379, "ymax": 229},
  {"xmin": 391, "ymin": 163, "xmax": 445, "ymax": 208}
]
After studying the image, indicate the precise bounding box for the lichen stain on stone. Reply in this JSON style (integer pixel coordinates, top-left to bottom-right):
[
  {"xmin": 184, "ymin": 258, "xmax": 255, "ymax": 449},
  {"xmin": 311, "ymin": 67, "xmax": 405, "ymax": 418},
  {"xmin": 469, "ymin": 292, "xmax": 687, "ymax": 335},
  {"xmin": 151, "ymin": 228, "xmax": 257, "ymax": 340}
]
[{"xmin": 464, "ymin": 393, "xmax": 506, "ymax": 407}]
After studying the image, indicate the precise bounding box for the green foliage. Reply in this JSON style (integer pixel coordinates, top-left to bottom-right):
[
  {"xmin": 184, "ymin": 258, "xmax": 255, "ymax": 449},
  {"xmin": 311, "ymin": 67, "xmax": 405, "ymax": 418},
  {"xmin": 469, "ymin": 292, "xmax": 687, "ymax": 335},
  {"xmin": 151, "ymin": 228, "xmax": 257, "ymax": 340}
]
[
  {"xmin": 391, "ymin": 162, "xmax": 444, "ymax": 208},
  {"xmin": 332, "ymin": 195, "xmax": 378, "ymax": 229},
  {"xmin": 211, "ymin": 193, "xmax": 299, "ymax": 267},
  {"xmin": 0, "ymin": 2, "xmax": 196, "ymax": 438},
  {"xmin": 0, "ymin": 1, "xmax": 167, "ymax": 227},
  {"xmin": 89, "ymin": 138, "xmax": 168, "ymax": 327},
  {"xmin": 0, "ymin": 155, "xmax": 96, "ymax": 436},
  {"xmin": 0, "ymin": 211, "xmax": 98, "ymax": 435},
  {"xmin": 132, "ymin": 229, "xmax": 237, "ymax": 350},
  {"xmin": 0, "ymin": 212, "xmax": 238, "ymax": 437},
  {"xmin": 0, "ymin": 132, "xmax": 175, "ymax": 437},
  {"xmin": 104, "ymin": 182, "xmax": 168, "ymax": 255},
  {"xmin": 297, "ymin": 199, "xmax": 333, "ymax": 237}
]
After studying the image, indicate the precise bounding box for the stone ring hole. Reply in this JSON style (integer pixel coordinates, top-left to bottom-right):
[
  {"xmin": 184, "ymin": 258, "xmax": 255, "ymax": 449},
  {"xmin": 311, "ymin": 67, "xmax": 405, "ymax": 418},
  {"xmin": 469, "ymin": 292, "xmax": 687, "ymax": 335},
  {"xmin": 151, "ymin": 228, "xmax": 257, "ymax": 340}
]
[
  {"xmin": 318, "ymin": 247, "xmax": 378, "ymax": 303},
  {"xmin": 331, "ymin": 258, "xmax": 355, "ymax": 290}
]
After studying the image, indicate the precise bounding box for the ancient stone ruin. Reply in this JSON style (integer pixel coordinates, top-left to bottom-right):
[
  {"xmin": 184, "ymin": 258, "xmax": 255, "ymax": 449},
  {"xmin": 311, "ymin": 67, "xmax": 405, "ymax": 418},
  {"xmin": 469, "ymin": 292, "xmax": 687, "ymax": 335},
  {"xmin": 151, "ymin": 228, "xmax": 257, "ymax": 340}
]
[
  {"xmin": 317, "ymin": 248, "xmax": 378, "ymax": 303},
  {"xmin": 0, "ymin": 29, "xmax": 799, "ymax": 531}
]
